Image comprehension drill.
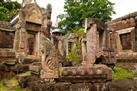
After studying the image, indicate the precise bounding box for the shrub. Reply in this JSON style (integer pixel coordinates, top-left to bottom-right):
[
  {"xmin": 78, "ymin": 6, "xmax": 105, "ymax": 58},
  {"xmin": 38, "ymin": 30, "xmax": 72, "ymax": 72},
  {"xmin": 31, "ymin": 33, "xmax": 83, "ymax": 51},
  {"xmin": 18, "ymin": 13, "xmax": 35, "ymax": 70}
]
[{"xmin": 112, "ymin": 66, "xmax": 136, "ymax": 80}]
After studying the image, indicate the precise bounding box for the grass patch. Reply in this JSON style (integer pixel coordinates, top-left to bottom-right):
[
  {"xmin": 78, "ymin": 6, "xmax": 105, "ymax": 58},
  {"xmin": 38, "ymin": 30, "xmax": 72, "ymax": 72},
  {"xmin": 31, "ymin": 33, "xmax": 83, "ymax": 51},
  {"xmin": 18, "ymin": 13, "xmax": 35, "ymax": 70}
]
[
  {"xmin": 0, "ymin": 71, "xmax": 31, "ymax": 91},
  {"xmin": 0, "ymin": 78, "xmax": 25, "ymax": 91},
  {"xmin": 8, "ymin": 78, "xmax": 18, "ymax": 85},
  {"xmin": 0, "ymin": 82, "xmax": 21, "ymax": 91},
  {"xmin": 112, "ymin": 66, "xmax": 136, "ymax": 80}
]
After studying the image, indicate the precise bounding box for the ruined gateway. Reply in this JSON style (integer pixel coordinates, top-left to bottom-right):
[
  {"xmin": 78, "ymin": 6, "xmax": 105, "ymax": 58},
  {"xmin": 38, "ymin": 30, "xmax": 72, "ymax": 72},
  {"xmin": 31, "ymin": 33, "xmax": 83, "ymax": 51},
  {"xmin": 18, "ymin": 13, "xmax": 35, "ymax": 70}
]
[{"xmin": 1, "ymin": 0, "xmax": 137, "ymax": 91}]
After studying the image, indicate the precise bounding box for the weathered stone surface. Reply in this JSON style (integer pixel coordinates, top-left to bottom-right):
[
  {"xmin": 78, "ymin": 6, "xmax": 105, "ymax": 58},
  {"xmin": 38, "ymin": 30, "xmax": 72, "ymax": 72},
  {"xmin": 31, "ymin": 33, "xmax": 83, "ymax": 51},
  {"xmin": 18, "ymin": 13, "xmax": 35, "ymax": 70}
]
[
  {"xmin": 41, "ymin": 46, "xmax": 61, "ymax": 81},
  {"xmin": 0, "ymin": 64, "xmax": 15, "ymax": 79},
  {"xmin": 24, "ymin": 79, "xmax": 137, "ymax": 91},
  {"xmin": 28, "ymin": 80, "xmax": 54, "ymax": 91},
  {"xmin": 29, "ymin": 62, "xmax": 41, "ymax": 75},
  {"xmin": 70, "ymin": 83, "xmax": 95, "ymax": 91},
  {"xmin": 54, "ymin": 83, "xmax": 70, "ymax": 91},
  {"xmin": 60, "ymin": 64, "xmax": 112, "ymax": 82},
  {"xmin": 108, "ymin": 19, "xmax": 135, "ymax": 31},
  {"xmin": 108, "ymin": 79, "xmax": 137, "ymax": 91},
  {"xmin": 12, "ymin": 64, "xmax": 29, "ymax": 73},
  {"xmin": 18, "ymin": 75, "xmax": 39, "ymax": 88},
  {"xmin": 0, "ymin": 21, "xmax": 15, "ymax": 30},
  {"xmin": 0, "ymin": 50, "xmax": 16, "ymax": 65},
  {"xmin": 86, "ymin": 23, "xmax": 97, "ymax": 65}
]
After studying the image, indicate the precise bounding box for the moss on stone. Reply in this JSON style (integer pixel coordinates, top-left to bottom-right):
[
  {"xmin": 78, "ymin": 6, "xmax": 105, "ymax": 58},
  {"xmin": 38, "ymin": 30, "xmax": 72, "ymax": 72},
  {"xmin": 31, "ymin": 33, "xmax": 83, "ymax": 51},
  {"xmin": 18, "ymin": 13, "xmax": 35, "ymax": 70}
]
[{"xmin": 112, "ymin": 66, "xmax": 136, "ymax": 80}]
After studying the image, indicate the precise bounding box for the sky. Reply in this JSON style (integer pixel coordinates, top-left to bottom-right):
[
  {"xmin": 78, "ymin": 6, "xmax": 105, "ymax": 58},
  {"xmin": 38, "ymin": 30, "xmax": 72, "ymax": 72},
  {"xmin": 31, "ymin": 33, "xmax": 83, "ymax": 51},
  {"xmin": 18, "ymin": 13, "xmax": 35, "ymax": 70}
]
[
  {"xmin": 109, "ymin": 0, "xmax": 137, "ymax": 19},
  {"xmin": 17, "ymin": 0, "xmax": 137, "ymax": 25}
]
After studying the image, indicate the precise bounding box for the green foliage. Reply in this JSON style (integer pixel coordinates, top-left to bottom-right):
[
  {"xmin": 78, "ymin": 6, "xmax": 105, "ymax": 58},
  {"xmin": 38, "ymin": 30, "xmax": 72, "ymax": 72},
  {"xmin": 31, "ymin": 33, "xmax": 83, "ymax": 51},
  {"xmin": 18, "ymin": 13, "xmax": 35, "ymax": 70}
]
[
  {"xmin": 66, "ymin": 28, "xmax": 85, "ymax": 65},
  {"xmin": 0, "ymin": 0, "xmax": 21, "ymax": 21},
  {"xmin": 0, "ymin": 77, "xmax": 25, "ymax": 91},
  {"xmin": 58, "ymin": 0, "xmax": 115, "ymax": 31},
  {"xmin": 72, "ymin": 27, "xmax": 85, "ymax": 37},
  {"xmin": 66, "ymin": 44, "xmax": 81, "ymax": 64},
  {"xmin": 112, "ymin": 66, "xmax": 136, "ymax": 80}
]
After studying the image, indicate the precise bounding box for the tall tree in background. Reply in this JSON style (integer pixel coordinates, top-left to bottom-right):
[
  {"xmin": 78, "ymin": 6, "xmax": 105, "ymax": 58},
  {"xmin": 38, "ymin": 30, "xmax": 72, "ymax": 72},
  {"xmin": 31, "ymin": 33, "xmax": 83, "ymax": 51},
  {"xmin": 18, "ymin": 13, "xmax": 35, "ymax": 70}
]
[
  {"xmin": 58, "ymin": 0, "xmax": 115, "ymax": 31},
  {"xmin": 0, "ymin": 0, "xmax": 21, "ymax": 21}
]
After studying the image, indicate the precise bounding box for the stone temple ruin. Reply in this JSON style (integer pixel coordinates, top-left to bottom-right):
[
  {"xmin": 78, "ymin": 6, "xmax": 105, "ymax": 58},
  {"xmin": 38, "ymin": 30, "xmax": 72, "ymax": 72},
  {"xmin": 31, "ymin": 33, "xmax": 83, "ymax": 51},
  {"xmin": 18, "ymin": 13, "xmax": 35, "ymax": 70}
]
[
  {"xmin": 42, "ymin": 18, "xmax": 115, "ymax": 83},
  {"xmin": 0, "ymin": 0, "xmax": 52, "ymax": 83},
  {"xmin": 0, "ymin": 21, "xmax": 16, "ymax": 65},
  {"xmin": 1, "ymin": 0, "xmax": 137, "ymax": 91},
  {"xmin": 108, "ymin": 12, "xmax": 137, "ymax": 69}
]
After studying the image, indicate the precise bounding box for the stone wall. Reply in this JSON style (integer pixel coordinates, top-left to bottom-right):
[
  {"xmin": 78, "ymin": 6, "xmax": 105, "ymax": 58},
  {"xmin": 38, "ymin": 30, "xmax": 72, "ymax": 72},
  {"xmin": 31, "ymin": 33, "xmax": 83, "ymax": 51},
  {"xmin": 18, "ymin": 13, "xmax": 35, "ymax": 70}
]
[
  {"xmin": 108, "ymin": 18, "xmax": 135, "ymax": 31},
  {"xmin": 107, "ymin": 12, "xmax": 137, "ymax": 66},
  {"xmin": 19, "ymin": 76, "xmax": 137, "ymax": 91}
]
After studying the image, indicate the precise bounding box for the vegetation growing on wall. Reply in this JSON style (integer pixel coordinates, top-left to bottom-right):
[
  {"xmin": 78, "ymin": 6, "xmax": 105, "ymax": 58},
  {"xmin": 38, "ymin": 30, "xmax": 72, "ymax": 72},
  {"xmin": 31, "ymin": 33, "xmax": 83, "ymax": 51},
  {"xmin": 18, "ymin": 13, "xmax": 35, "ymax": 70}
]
[
  {"xmin": 112, "ymin": 66, "xmax": 136, "ymax": 80},
  {"xmin": 66, "ymin": 44, "xmax": 81, "ymax": 65},
  {"xmin": 66, "ymin": 28, "xmax": 85, "ymax": 65},
  {"xmin": 72, "ymin": 27, "xmax": 85, "ymax": 37}
]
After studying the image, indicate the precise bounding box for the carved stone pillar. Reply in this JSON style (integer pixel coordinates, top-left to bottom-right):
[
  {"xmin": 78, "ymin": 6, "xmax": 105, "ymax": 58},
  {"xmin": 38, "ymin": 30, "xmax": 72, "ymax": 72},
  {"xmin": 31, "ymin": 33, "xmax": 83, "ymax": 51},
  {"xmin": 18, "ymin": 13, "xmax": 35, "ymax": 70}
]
[
  {"xmin": 81, "ymin": 39, "xmax": 87, "ymax": 63},
  {"xmin": 83, "ymin": 24, "xmax": 97, "ymax": 66},
  {"xmin": 40, "ymin": 44, "xmax": 59, "ymax": 82}
]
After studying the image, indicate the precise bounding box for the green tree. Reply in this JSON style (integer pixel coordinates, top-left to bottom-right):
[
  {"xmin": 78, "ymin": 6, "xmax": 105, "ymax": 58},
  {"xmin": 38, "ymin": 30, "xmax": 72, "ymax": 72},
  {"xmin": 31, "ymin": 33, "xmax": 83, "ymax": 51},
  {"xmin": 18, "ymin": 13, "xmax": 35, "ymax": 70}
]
[
  {"xmin": 0, "ymin": 0, "xmax": 21, "ymax": 21},
  {"xmin": 58, "ymin": 0, "xmax": 115, "ymax": 31}
]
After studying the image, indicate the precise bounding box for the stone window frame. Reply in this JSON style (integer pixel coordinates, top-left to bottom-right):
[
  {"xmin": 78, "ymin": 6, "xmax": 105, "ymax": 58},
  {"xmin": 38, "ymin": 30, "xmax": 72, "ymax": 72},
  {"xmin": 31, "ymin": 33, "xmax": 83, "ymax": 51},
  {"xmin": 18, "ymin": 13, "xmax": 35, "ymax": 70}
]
[
  {"xmin": 66, "ymin": 39, "xmax": 77, "ymax": 56},
  {"xmin": 116, "ymin": 27, "xmax": 135, "ymax": 51},
  {"xmin": 96, "ymin": 29, "xmax": 106, "ymax": 49},
  {"xmin": 27, "ymin": 31, "xmax": 37, "ymax": 55},
  {"xmin": 109, "ymin": 32, "xmax": 113, "ymax": 49},
  {"xmin": 120, "ymin": 33, "xmax": 131, "ymax": 50},
  {"xmin": 25, "ymin": 21, "xmax": 41, "ymax": 56},
  {"xmin": 98, "ymin": 30, "xmax": 104, "ymax": 48}
]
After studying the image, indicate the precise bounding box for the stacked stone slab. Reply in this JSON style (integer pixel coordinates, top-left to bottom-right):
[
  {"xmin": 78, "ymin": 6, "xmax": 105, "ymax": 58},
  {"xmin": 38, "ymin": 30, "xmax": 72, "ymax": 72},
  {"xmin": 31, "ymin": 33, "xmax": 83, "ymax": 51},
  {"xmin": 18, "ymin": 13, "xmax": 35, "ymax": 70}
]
[{"xmin": 60, "ymin": 65, "xmax": 112, "ymax": 82}]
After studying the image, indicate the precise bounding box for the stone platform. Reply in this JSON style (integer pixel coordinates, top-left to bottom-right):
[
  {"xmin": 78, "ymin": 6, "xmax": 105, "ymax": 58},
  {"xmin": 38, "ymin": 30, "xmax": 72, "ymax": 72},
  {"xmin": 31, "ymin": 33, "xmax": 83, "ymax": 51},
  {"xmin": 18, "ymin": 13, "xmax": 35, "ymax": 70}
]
[
  {"xmin": 59, "ymin": 65, "xmax": 112, "ymax": 83},
  {"xmin": 19, "ymin": 76, "xmax": 137, "ymax": 91}
]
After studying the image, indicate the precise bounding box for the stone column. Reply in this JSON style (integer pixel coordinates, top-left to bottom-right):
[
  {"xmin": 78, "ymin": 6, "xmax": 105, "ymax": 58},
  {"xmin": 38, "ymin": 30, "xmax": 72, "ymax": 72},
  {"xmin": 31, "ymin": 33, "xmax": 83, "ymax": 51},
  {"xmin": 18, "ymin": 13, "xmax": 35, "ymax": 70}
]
[
  {"xmin": 36, "ymin": 32, "xmax": 40, "ymax": 56},
  {"xmin": 102, "ymin": 31, "xmax": 106, "ymax": 49},
  {"xmin": 19, "ymin": 28, "xmax": 27, "ymax": 53},
  {"xmin": 66, "ymin": 40, "xmax": 69, "ymax": 55},
  {"xmin": 85, "ymin": 24, "xmax": 97, "ymax": 65},
  {"xmin": 135, "ymin": 29, "xmax": 137, "ymax": 52},
  {"xmin": 114, "ymin": 32, "xmax": 122, "ymax": 52},
  {"xmin": 81, "ymin": 39, "xmax": 87, "ymax": 63},
  {"xmin": 131, "ymin": 29, "xmax": 136, "ymax": 52}
]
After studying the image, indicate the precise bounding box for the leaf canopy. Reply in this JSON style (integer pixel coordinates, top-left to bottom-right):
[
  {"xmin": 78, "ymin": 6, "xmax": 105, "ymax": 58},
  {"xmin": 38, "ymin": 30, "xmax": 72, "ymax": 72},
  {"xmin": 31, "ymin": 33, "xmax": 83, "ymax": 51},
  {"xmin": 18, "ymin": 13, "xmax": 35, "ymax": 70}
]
[
  {"xmin": 58, "ymin": 0, "xmax": 115, "ymax": 31},
  {"xmin": 0, "ymin": 0, "xmax": 21, "ymax": 21}
]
